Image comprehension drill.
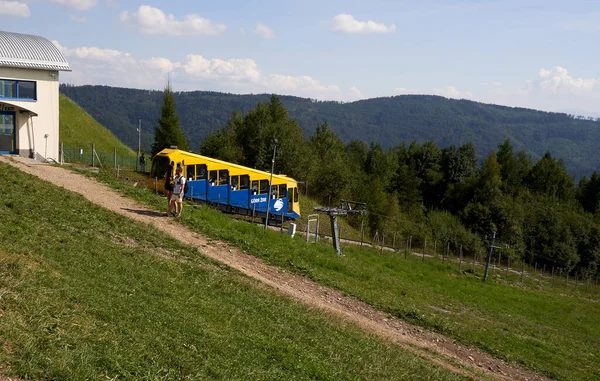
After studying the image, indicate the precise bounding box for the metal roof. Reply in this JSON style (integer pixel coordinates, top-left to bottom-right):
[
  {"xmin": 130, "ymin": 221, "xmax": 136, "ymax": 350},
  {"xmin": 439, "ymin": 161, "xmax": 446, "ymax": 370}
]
[{"xmin": 0, "ymin": 30, "xmax": 71, "ymax": 72}]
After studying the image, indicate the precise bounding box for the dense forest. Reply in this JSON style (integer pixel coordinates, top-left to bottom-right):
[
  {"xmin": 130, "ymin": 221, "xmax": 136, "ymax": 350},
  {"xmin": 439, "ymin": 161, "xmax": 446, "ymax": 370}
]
[
  {"xmin": 196, "ymin": 95, "xmax": 600, "ymax": 278},
  {"xmin": 60, "ymin": 84, "xmax": 600, "ymax": 178}
]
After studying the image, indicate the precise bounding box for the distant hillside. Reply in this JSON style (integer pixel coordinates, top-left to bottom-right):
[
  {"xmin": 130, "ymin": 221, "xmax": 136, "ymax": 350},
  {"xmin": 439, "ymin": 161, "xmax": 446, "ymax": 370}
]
[
  {"xmin": 60, "ymin": 85, "xmax": 600, "ymax": 177},
  {"xmin": 59, "ymin": 93, "xmax": 134, "ymax": 158}
]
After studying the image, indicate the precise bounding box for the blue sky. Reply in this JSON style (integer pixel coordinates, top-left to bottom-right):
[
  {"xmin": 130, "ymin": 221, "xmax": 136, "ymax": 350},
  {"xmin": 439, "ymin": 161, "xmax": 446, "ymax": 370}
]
[{"xmin": 2, "ymin": 0, "xmax": 600, "ymax": 114}]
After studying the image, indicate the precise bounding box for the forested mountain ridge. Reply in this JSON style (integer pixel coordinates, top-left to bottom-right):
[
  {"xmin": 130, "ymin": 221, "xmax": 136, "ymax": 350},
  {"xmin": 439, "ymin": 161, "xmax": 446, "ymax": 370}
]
[{"xmin": 60, "ymin": 84, "xmax": 600, "ymax": 177}]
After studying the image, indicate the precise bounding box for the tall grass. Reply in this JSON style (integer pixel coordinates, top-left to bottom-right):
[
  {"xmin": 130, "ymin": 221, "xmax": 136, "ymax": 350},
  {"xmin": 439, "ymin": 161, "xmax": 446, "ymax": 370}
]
[
  {"xmin": 94, "ymin": 167, "xmax": 600, "ymax": 381},
  {"xmin": 0, "ymin": 162, "xmax": 466, "ymax": 380}
]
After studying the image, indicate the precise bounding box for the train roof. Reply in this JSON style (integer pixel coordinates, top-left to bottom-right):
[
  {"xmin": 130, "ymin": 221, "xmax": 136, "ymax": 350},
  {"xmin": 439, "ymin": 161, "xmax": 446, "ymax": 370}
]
[{"xmin": 156, "ymin": 148, "xmax": 299, "ymax": 183}]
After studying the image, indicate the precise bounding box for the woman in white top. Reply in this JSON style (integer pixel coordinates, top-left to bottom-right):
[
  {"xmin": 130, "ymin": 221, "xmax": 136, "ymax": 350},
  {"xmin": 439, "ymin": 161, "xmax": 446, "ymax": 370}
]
[{"xmin": 170, "ymin": 167, "xmax": 186, "ymax": 217}]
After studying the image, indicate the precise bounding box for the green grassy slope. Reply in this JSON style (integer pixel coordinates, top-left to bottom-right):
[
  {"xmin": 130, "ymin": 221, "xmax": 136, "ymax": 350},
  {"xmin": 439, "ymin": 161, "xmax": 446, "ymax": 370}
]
[
  {"xmin": 94, "ymin": 168, "xmax": 600, "ymax": 381},
  {"xmin": 59, "ymin": 94, "xmax": 135, "ymax": 159},
  {"xmin": 0, "ymin": 162, "xmax": 465, "ymax": 380}
]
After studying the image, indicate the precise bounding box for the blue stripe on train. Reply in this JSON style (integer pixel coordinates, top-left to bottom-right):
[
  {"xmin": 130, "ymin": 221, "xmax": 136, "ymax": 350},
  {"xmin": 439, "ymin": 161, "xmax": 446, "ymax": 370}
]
[{"xmin": 184, "ymin": 181, "xmax": 298, "ymax": 219}]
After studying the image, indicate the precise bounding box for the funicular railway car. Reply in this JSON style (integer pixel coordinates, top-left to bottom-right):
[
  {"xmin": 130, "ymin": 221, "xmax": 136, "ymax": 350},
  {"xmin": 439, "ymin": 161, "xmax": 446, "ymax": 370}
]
[{"xmin": 148, "ymin": 148, "xmax": 300, "ymax": 224}]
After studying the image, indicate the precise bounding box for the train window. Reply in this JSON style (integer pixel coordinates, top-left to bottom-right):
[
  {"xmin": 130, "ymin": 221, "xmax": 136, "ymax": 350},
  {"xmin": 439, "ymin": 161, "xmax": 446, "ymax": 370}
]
[
  {"xmin": 218, "ymin": 170, "xmax": 229, "ymax": 185},
  {"xmin": 231, "ymin": 176, "xmax": 238, "ymax": 190},
  {"xmin": 293, "ymin": 187, "xmax": 299, "ymax": 202},
  {"xmin": 278, "ymin": 184, "xmax": 287, "ymax": 198},
  {"xmin": 151, "ymin": 156, "xmax": 170, "ymax": 179},
  {"xmin": 186, "ymin": 165, "xmax": 195, "ymax": 181},
  {"xmin": 209, "ymin": 170, "xmax": 217, "ymax": 185},
  {"xmin": 270, "ymin": 185, "xmax": 278, "ymax": 199},
  {"xmin": 197, "ymin": 164, "xmax": 207, "ymax": 180},
  {"xmin": 251, "ymin": 180, "xmax": 258, "ymax": 195},
  {"xmin": 240, "ymin": 175, "xmax": 249, "ymax": 190},
  {"xmin": 259, "ymin": 180, "xmax": 269, "ymax": 194}
]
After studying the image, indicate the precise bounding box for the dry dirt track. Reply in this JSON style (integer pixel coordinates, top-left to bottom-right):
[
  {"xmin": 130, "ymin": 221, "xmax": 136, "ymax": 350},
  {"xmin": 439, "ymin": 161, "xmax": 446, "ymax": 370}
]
[{"xmin": 2, "ymin": 156, "xmax": 549, "ymax": 381}]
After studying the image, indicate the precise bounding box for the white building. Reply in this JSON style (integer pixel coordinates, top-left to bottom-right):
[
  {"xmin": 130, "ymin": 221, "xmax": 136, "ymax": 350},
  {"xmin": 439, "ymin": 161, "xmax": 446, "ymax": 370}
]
[{"xmin": 0, "ymin": 30, "xmax": 71, "ymax": 161}]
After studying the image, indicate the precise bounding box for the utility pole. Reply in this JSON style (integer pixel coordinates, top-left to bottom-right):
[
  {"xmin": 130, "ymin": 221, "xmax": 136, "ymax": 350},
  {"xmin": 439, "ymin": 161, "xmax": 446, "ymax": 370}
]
[
  {"xmin": 136, "ymin": 117, "xmax": 141, "ymax": 171},
  {"xmin": 264, "ymin": 138, "xmax": 278, "ymax": 230},
  {"xmin": 483, "ymin": 231, "xmax": 499, "ymax": 282}
]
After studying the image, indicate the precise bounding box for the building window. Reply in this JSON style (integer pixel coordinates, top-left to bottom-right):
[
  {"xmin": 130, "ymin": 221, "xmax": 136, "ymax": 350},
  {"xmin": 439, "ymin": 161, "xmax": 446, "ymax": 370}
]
[{"xmin": 0, "ymin": 79, "xmax": 36, "ymax": 100}]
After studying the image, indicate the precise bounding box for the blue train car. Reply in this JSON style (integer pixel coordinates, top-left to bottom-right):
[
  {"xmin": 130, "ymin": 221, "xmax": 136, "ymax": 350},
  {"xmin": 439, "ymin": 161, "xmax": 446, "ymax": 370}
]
[{"xmin": 148, "ymin": 148, "xmax": 301, "ymax": 223}]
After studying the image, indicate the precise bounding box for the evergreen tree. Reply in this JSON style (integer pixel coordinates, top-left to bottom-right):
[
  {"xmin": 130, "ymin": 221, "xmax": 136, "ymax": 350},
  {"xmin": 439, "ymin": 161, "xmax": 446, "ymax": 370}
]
[
  {"xmin": 577, "ymin": 172, "xmax": 600, "ymax": 214},
  {"xmin": 151, "ymin": 82, "xmax": 188, "ymax": 156},
  {"xmin": 526, "ymin": 152, "xmax": 574, "ymax": 201},
  {"xmin": 308, "ymin": 122, "xmax": 350, "ymax": 203}
]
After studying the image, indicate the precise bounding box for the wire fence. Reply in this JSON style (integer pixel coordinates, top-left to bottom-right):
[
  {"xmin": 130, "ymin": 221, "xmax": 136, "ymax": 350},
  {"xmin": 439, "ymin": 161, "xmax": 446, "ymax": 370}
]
[
  {"xmin": 99, "ymin": 165, "xmax": 600, "ymax": 297},
  {"xmin": 302, "ymin": 220, "xmax": 600, "ymax": 297},
  {"xmin": 60, "ymin": 142, "xmax": 140, "ymax": 171}
]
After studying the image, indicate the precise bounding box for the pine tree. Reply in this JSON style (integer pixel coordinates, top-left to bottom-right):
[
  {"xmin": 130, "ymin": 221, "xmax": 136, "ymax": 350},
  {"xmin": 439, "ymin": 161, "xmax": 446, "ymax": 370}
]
[{"xmin": 151, "ymin": 82, "xmax": 188, "ymax": 156}]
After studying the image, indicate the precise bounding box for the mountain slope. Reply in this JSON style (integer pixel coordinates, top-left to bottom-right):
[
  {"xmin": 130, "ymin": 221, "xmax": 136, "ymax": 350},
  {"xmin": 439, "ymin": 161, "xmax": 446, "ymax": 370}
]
[{"xmin": 60, "ymin": 85, "xmax": 600, "ymax": 177}]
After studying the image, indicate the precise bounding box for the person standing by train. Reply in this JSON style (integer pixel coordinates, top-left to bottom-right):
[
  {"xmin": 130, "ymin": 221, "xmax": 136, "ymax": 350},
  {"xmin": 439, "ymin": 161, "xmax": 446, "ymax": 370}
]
[
  {"xmin": 171, "ymin": 166, "xmax": 186, "ymax": 217},
  {"xmin": 164, "ymin": 161, "xmax": 174, "ymax": 215}
]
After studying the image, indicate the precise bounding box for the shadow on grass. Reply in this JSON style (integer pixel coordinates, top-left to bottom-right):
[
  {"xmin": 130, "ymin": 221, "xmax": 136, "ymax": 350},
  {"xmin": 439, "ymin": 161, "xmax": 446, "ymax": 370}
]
[{"xmin": 121, "ymin": 207, "xmax": 165, "ymax": 217}]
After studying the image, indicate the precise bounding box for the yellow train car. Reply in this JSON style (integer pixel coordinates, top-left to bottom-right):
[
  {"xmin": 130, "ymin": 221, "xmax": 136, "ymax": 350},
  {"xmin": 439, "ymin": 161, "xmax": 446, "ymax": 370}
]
[{"xmin": 147, "ymin": 148, "xmax": 301, "ymax": 222}]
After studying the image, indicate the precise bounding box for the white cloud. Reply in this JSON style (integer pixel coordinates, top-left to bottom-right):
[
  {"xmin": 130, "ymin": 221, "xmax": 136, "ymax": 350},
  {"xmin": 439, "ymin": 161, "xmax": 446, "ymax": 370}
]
[
  {"xmin": 141, "ymin": 57, "xmax": 180, "ymax": 74},
  {"xmin": 263, "ymin": 74, "xmax": 341, "ymax": 96},
  {"xmin": 473, "ymin": 67, "xmax": 600, "ymax": 113},
  {"xmin": 53, "ymin": 41, "xmax": 176, "ymax": 88},
  {"xmin": 183, "ymin": 55, "xmax": 261, "ymax": 82},
  {"xmin": 55, "ymin": 42, "xmax": 135, "ymax": 64},
  {"xmin": 0, "ymin": 0, "xmax": 29, "ymax": 17},
  {"xmin": 119, "ymin": 5, "xmax": 226, "ymax": 36},
  {"xmin": 348, "ymin": 86, "xmax": 363, "ymax": 100},
  {"xmin": 48, "ymin": 0, "xmax": 97, "ymax": 10},
  {"xmin": 54, "ymin": 41, "xmax": 345, "ymax": 100},
  {"xmin": 433, "ymin": 86, "xmax": 473, "ymax": 99},
  {"xmin": 331, "ymin": 13, "xmax": 396, "ymax": 34},
  {"xmin": 527, "ymin": 66, "xmax": 600, "ymax": 95},
  {"xmin": 69, "ymin": 14, "xmax": 87, "ymax": 23},
  {"xmin": 255, "ymin": 23, "xmax": 275, "ymax": 39}
]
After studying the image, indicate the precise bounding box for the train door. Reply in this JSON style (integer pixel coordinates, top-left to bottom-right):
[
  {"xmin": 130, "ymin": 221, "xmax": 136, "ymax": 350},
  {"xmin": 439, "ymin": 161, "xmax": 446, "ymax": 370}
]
[
  {"xmin": 288, "ymin": 187, "xmax": 294, "ymax": 213},
  {"xmin": 208, "ymin": 169, "xmax": 228, "ymax": 204},
  {"xmin": 236, "ymin": 174, "xmax": 250, "ymax": 210},
  {"xmin": 229, "ymin": 175, "xmax": 237, "ymax": 205},
  {"xmin": 249, "ymin": 179, "xmax": 269, "ymax": 213},
  {"xmin": 276, "ymin": 184, "xmax": 287, "ymax": 218},
  {"xmin": 186, "ymin": 163, "xmax": 207, "ymax": 200}
]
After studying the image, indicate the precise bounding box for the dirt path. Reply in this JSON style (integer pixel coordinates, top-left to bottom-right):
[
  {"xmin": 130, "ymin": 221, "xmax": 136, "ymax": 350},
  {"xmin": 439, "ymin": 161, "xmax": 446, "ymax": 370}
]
[{"xmin": 2, "ymin": 156, "xmax": 548, "ymax": 381}]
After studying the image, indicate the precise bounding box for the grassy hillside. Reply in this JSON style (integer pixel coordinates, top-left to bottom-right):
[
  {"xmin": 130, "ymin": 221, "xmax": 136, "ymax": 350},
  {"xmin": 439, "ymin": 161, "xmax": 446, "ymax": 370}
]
[
  {"xmin": 59, "ymin": 94, "xmax": 136, "ymax": 164},
  {"xmin": 90, "ymin": 167, "xmax": 600, "ymax": 381},
  {"xmin": 0, "ymin": 162, "xmax": 465, "ymax": 380}
]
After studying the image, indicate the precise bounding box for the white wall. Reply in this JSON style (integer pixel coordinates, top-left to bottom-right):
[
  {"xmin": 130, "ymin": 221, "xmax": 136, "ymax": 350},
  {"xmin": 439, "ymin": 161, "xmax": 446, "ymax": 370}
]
[{"xmin": 0, "ymin": 67, "xmax": 60, "ymax": 160}]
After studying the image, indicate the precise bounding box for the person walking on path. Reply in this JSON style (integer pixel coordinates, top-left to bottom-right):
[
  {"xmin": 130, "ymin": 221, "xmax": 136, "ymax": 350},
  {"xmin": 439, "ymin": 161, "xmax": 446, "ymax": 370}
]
[{"xmin": 171, "ymin": 166, "xmax": 186, "ymax": 217}]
